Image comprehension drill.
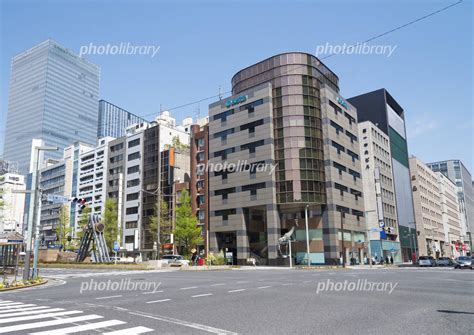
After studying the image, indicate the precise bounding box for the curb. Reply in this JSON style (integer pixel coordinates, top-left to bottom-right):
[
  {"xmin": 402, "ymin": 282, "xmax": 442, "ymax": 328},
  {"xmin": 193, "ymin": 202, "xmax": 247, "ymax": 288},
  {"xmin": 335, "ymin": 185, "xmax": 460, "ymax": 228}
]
[
  {"xmin": 0, "ymin": 279, "xmax": 48, "ymax": 292},
  {"xmin": 180, "ymin": 266, "xmax": 232, "ymax": 271}
]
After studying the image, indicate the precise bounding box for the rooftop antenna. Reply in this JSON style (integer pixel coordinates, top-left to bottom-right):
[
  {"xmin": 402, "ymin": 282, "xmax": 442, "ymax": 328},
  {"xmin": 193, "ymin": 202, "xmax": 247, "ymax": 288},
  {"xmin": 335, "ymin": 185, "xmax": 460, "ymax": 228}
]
[
  {"xmin": 218, "ymin": 85, "xmax": 223, "ymax": 100},
  {"xmin": 194, "ymin": 104, "xmax": 200, "ymax": 123}
]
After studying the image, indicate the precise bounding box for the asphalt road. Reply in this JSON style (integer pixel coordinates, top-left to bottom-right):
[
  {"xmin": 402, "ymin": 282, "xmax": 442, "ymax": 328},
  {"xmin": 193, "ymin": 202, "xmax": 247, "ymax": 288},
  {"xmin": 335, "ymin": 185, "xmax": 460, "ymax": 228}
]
[{"xmin": 0, "ymin": 266, "xmax": 472, "ymax": 334}]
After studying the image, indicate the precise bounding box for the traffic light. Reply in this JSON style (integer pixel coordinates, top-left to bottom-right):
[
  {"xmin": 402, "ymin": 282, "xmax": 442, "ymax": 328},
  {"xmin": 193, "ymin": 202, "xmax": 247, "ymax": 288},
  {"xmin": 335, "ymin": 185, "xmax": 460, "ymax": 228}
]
[
  {"xmin": 72, "ymin": 197, "xmax": 87, "ymax": 213},
  {"xmin": 67, "ymin": 236, "xmax": 72, "ymax": 242}
]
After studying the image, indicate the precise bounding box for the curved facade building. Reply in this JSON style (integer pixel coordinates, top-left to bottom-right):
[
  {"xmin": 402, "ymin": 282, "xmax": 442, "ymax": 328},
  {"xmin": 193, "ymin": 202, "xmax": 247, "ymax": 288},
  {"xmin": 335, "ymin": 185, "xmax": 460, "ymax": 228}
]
[
  {"xmin": 232, "ymin": 53, "xmax": 338, "ymax": 206},
  {"xmin": 209, "ymin": 53, "xmax": 366, "ymax": 265}
]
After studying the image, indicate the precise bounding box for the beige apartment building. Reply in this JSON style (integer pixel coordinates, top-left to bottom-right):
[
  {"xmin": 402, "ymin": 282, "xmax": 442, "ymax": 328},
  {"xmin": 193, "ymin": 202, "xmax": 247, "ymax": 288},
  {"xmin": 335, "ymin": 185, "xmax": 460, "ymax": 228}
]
[
  {"xmin": 409, "ymin": 156, "xmax": 444, "ymax": 257},
  {"xmin": 437, "ymin": 172, "xmax": 463, "ymax": 257}
]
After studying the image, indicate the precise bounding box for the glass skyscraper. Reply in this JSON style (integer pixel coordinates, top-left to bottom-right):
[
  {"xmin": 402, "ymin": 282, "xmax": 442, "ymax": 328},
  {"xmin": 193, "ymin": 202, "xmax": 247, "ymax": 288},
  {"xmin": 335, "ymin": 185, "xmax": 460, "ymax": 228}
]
[
  {"xmin": 97, "ymin": 100, "xmax": 148, "ymax": 139},
  {"xmin": 3, "ymin": 39, "xmax": 100, "ymax": 174}
]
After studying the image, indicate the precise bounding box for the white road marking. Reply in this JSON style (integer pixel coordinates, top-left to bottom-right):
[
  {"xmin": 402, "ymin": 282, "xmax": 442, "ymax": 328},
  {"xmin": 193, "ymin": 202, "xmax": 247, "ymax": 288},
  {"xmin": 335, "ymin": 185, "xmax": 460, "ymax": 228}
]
[
  {"xmin": 0, "ymin": 310, "xmax": 82, "ymax": 324},
  {"xmin": 303, "ymin": 280, "xmax": 312, "ymax": 283},
  {"xmin": 96, "ymin": 295, "xmax": 123, "ymax": 300},
  {"xmin": 0, "ymin": 304, "xmax": 37, "ymax": 311},
  {"xmin": 0, "ymin": 306, "xmax": 48, "ymax": 314},
  {"xmin": 128, "ymin": 311, "xmax": 238, "ymax": 334},
  {"xmin": 0, "ymin": 301, "xmax": 13, "ymax": 305},
  {"xmin": 192, "ymin": 293, "xmax": 213, "ymax": 298},
  {"xmin": 282, "ymin": 283, "xmax": 294, "ymax": 286},
  {"xmin": 142, "ymin": 290, "xmax": 164, "ymax": 294},
  {"xmin": 210, "ymin": 283, "xmax": 226, "ymax": 286},
  {"xmin": 0, "ymin": 302, "xmax": 24, "ymax": 309},
  {"xmin": 228, "ymin": 289, "xmax": 246, "ymax": 293},
  {"xmin": 0, "ymin": 314, "xmax": 102, "ymax": 333},
  {"xmin": 0, "ymin": 307, "xmax": 64, "ymax": 318},
  {"xmin": 146, "ymin": 299, "xmax": 171, "ymax": 304},
  {"xmin": 236, "ymin": 281, "xmax": 249, "ymax": 284},
  {"xmin": 180, "ymin": 286, "xmax": 198, "ymax": 290},
  {"xmin": 103, "ymin": 326, "xmax": 154, "ymax": 334},
  {"xmin": 257, "ymin": 286, "xmax": 271, "ymax": 289},
  {"xmin": 30, "ymin": 320, "xmax": 126, "ymax": 335}
]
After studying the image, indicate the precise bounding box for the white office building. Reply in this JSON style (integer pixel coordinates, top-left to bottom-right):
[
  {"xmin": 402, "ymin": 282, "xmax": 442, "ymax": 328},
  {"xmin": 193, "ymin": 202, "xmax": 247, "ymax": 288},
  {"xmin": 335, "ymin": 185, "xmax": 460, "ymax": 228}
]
[{"xmin": 0, "ymin": 173, "xmax": 26, "ymax": 233}]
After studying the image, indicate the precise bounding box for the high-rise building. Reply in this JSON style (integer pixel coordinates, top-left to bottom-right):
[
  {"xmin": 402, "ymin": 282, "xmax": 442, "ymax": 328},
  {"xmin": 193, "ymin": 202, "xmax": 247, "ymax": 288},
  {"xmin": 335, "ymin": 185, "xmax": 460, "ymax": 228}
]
[
  {"xmin": 77, "ymin": 137, "xmax": 115, "ymax": 218},
  {"xmin": 209, "ymin": 53, "xmax": 366, "ymax": 265},
  {"xmin": 0, "ymin": 173, "xmax": 26, "ymax": 233},
  {"xmin": 3, "ymin": 40, "xmax": 100, "ymax": 174},
  {"xmin": 437, "ymin": 172, "xmax": 463, "ymax": 257},
  {"xmin": 358, "ymin": 121, "xmax": 401, "ymax": 261},
  {"xmin": 409, "ymin": 157, "xmax": 445, "ymax": 257},
  {"xmin": 37, "ymin": 142, "xmax": 93, "ymax": 241},
  {"xmin": 190, "ymin": 120, "xmax": 210, "ymax": 256},
  {"xmin": 427, "ymin": 160, "xmax": 473, "ymax": 254},
  {"xmin": 106, "ymin": 113, "xmax": 191, "ymax": 259},
  {"xmin": 348, "ymin": 89, "xmax": 417, "ymax": 262},
  {"xmin": 97, "ymin": 100, "xmax": 148, "ymax": 138}
]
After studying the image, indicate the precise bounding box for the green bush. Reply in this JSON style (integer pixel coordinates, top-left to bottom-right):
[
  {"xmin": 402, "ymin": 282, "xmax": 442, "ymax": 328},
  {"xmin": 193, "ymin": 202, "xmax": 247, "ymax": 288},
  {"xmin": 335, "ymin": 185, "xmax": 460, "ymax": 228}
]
[{"xmin": 206, "ymin": 250, "xmax": 226, "ymax": 265}]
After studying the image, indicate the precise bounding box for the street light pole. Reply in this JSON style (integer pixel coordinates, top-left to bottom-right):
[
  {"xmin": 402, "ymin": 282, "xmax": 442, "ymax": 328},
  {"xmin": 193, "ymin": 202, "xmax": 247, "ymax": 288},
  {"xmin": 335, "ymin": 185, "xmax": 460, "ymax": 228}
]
[
  {"xmin": 24, "ymin": 145, "xmax": 58, "ymax": 280},
  {"xmin": 304, "ymin": 204, "xmax": 310, "ymax": 267}
]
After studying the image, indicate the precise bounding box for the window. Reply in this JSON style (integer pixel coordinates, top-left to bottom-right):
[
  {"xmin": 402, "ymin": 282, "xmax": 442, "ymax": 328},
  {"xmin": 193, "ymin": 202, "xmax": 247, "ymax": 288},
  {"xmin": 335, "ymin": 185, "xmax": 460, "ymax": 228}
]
[
  {"xmin": 330, "ymin": 120, "xmax": 344, "ymax": 134},
  {"xmin": 347, "ymin": 150, "xmax": 359, "ymax": 162},
  {"xmin": 334, "ymin": 183, "xmax": 348, "ymax": 195},
  {"xmin": 239, "ymin": 99, "xmax": 263, "ymax": 112},
  {"xmin": 128, "ymin": 138, "xmax": 140, "ymax": 148},
  {"xmin": 127, "ymin": 179, "xmax": 140, "ymax": 188},
  {"xmin": 128, "ymin": 152, "xmax": 140, "ymax": 161},
  {"xmin": 214, "ymin": 147, "xmax": 235, "ymax": 159},
  {"xmin": 213, "ymin": 128, "xmax": 234, "ymax": 140},
  {"xmin": 214, "ymin": 209, "xmax": 236, "ymax": 221},
  {"xmin": 332, "ymin": 141, "xmax": 345, "ymax": 154},
  {"xmin": 240, "ymin": 119, "xmax": 264, "ymax": 133},
  {"xmin": 126, "ymin": 207, "xmax": 138, "ymax": 215},
  {"xmin": 333, "ymin": 162, "xmax": 346, "ymax": 174},
  {"xmin": 213, "ymin": 109, "xmax": 234, "ymax": 122},
  {"xmin": 125, "ymin": 235, "xmax": 134, "ymax": 243},
  {"xmin": 127, "ymin": 165, "xmax": 139, "ymax": 174},
  {"xmin": 126, "ymin": 192, "xmax": 139, "ymax": 201},
  {"xmin": 241, "ymin": 140, "xmax": 264, "ymax": 154},
  {"xmin": 345, "ymin": 130, "xmax": 357, "ymax": 143},
  {"xmin": 110, "ymin": 143, "xmax": 124, "ymax": 152},
  {"xmin": 125, "ymin": 221, "xmax": 138, "ymax": 229},
  {"xmin": 214, "ymin": 187, "xmax": 236, "ymax": 200},
  {"xmin": 109, "ymin": 154, "xmax": 123, "ymax": 164},
  {"xmin": 242, "ymin": 182, "xmax": 266, "ymax": 196},
  {"xmin": 348, "ymin": 169, "xmax": 361, "ymax": 181}
]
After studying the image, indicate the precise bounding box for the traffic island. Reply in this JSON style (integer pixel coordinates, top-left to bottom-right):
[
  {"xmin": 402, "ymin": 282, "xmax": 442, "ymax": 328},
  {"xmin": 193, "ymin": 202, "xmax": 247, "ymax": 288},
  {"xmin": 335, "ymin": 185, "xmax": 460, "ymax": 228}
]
[{"xmin": 0, "ymin": 278, "xmax": 48, "ymax": 291}]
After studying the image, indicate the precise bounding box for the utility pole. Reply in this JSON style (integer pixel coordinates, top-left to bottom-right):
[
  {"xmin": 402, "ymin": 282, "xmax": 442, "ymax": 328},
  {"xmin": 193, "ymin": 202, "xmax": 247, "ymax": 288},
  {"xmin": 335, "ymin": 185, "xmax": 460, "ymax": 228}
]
[
  {"xmin": 340, "ymin": 211, "xmax": 345, "ymax": 268},
  {"xmin": 305, "ymin": 204, "xmax": 310, "ymax": 267}
]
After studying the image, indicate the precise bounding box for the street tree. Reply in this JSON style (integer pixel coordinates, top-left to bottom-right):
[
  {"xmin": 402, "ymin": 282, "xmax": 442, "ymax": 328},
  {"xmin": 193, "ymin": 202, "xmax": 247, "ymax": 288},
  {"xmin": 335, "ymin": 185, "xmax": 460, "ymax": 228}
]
[
  {"xmin": 103, "ymin": 198, "xmax": 119, "ymax": 251},
  {"xmin": 173, "ymin": 189, "xmax": 202, "ymax": 257},
  {"xmin": 149, "ymin": 196, "xmax": 171, "ymax": 256},
  {"xmin": 55, "ymin": 204, "xmax": 71, "ymax": 249}
]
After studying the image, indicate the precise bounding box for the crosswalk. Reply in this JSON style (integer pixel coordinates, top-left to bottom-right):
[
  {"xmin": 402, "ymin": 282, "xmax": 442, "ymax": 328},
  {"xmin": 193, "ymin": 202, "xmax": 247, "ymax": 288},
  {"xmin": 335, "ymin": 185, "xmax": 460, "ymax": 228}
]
[{"xmin": 0, "ymin": 300, "xmax": 153, "ymax": 334}]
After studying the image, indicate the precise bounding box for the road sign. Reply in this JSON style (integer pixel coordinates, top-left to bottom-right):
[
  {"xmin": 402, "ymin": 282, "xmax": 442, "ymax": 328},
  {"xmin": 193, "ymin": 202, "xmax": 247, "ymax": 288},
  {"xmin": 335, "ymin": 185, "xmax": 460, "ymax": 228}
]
[
  {"xmin": 46, "ymin": 194, "xmax": 69, "ymax": 204},
  {"xmin": 113, "ymin": 241, "xmax": 120, "ymax": 252},
  {"xmin": 379, "ymin": 221, "xmax": 385, "ymax": 228}
]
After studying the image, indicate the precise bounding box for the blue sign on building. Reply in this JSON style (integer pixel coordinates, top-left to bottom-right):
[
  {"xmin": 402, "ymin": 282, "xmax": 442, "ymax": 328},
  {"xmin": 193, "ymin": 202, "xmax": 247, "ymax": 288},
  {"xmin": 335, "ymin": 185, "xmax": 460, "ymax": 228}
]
[
  {"xmin": 225, "ymin": 95, "xmax": 247, "ymax": 108},
  {"xmin": 337, "ymin": 97, "xmax": 348, "ymax": 109}
]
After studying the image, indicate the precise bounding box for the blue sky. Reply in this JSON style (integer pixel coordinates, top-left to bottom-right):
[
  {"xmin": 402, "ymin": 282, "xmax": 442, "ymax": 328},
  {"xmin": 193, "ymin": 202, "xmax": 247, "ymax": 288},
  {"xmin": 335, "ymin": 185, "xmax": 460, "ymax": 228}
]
[{"xmin": 0, "ymin": 0, "xmax": 472, "ymax": 172}]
